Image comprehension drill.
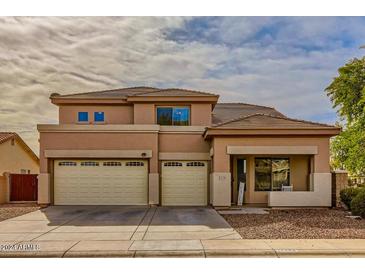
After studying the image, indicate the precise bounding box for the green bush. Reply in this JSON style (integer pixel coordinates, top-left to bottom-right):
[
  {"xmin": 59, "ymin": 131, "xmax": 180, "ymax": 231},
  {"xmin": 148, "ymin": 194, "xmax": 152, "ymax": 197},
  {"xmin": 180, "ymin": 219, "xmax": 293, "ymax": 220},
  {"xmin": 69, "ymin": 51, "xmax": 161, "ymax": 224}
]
[
  {"xmin": 350, "ymin": 188, "xmax": 365, "ymax": 218},
  {"xmin": 340, "ymin": 187, "xmax": 362, "ymax": 209}
]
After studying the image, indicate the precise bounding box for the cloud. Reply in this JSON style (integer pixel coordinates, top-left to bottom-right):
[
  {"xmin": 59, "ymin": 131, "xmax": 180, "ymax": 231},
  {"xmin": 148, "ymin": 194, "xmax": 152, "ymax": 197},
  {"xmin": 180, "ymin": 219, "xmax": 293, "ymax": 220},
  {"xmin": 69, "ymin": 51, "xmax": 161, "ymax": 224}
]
[{"xmin": 0, "ymin": 16, "xmax": 364, "ymax": 154}]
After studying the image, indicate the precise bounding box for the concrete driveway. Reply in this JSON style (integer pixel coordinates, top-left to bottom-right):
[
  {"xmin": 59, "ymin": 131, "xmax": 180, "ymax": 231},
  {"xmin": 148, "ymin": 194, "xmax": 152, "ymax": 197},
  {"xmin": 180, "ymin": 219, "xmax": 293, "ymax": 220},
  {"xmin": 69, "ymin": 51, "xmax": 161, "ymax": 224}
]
[
  {"xmin": 0, "ymin": 206, "xmax": 241, "ymax": 243},
  {"xmin": 1, "ymin": 206, "xmax": 364, "ymax": 257}
]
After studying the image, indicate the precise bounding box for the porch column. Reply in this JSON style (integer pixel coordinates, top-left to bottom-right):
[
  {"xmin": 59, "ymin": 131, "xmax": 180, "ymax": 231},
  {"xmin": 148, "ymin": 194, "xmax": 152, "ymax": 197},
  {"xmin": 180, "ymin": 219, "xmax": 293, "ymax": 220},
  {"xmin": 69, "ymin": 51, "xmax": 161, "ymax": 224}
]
[
  {"xmin": 38, "ymin": 173, "xmax": 50, "ymax": 204},
  {"xmin": 210, "ymin": 140, "xmax": 231, "ymax": 207}
]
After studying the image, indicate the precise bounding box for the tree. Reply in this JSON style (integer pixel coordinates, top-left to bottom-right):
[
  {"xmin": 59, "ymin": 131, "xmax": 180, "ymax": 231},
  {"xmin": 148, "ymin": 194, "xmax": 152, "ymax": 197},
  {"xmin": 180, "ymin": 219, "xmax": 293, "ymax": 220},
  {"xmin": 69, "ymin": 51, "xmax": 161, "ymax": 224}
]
[{"xmin": 326, "ymin": 57, "xmax": 365, "ymax": 175}]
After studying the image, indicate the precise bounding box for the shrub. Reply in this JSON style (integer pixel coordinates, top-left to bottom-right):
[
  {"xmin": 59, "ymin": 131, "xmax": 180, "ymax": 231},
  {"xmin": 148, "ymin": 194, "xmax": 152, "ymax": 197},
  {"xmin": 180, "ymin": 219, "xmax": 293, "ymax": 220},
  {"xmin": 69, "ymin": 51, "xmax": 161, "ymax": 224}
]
[
  {"xmin": 350, "ymin": 188, "xmax": 365, "ymax": 218},
  {"xmin": 340, "ymin": 187, "xmax": 362, "ymax": 209}
]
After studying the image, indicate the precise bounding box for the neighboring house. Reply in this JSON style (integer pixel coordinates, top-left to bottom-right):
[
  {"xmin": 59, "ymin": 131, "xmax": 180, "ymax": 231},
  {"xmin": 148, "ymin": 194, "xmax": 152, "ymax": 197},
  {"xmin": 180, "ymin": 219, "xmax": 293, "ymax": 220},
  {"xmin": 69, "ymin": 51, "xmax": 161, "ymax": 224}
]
[
  {"xmin": 37, "ymin": 87, "xmax": 340, "ymax": 207},
  {"xmin": 0, "ymin": 132, "xmax": 40, "ymax": 203}
]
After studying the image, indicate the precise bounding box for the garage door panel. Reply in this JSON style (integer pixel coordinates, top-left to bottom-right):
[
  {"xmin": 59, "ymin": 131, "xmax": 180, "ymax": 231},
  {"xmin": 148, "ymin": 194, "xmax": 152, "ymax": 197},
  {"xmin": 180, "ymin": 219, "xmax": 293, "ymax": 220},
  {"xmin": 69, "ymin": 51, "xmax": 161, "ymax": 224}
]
[
  {"xmin": 161, "ymin": 161, "xmax": 208, "ymax": 206},
  {"xmin": 54, "ymin": 159, "xmax": 148, "ymax": 205}
]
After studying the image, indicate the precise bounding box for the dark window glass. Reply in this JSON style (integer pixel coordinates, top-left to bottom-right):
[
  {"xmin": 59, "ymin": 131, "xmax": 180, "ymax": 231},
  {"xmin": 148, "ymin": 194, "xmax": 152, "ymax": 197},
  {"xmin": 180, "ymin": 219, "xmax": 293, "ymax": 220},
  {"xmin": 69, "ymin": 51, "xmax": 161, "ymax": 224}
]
[
  {"xmin": 94, "ymin": 112, "xmax": 104, "ymax": 122},
  {"xmin": 78, "ymin": 112, "xmax": 88, "ymax": 122},
  {"xmin": 157, "ymin": 107, "xmax": 189, "ymax": 125},
  {"xmin": 272, "ymin": 159, "xmax": 290, "ymax": 191},
  {"xmin": 172, "ymin": 108, "xmax": 189, "ymax": 125},
  {"xmin": 255, "ymin": 158, "xmax": 290, "ymax": 191},
  {"xmin": 255, "ymin": 159, "xmax": 272, "ymax": 191},
  {"xmin": 157, "ymin": 108, "xmax": 173, "ymax": 125}
]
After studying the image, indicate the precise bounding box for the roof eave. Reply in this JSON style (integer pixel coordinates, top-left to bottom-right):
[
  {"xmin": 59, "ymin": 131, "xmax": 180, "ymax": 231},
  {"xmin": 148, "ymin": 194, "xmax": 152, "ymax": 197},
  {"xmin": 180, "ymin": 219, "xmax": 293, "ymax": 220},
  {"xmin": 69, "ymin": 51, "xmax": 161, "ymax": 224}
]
[
  {"xmin": 51, "ymin": 97, "xmax": 129, "ymax": 105},
  {"xmin": 126, "ymin": 95, "xmax": 219, "ymax": 103},
  {"xmin": 204, "ymin": 127, "xmax": 341, "ymax": 139}
]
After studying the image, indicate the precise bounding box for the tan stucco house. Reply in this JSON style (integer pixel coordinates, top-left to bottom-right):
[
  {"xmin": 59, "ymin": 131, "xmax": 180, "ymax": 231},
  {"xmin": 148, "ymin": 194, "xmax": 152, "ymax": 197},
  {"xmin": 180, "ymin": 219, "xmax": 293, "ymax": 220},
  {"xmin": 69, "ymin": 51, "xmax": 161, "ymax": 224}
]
[
  {"xmin": 0, "ymin": 132, "xmax": 39, "ymax": 203},
  {"xmin": 37, "ymin": 87, "xmax": 340, "ymax": 207}
]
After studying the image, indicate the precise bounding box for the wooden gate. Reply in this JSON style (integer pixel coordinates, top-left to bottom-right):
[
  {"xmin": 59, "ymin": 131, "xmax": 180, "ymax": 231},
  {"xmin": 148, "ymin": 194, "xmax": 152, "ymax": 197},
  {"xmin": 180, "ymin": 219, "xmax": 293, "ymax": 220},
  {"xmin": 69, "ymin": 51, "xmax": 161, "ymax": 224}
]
[{"xmin": 10, "ymin": 174, "xmax": 38, "ymax": 202}]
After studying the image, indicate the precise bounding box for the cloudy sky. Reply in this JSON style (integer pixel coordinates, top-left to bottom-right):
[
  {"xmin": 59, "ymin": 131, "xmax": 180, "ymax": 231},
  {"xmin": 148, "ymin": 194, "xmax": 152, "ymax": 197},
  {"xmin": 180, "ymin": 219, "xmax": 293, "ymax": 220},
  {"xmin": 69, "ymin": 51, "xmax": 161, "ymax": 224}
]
[{"xmin": 0, "ymin": 16, "xmax": 364, "ymax": 154}]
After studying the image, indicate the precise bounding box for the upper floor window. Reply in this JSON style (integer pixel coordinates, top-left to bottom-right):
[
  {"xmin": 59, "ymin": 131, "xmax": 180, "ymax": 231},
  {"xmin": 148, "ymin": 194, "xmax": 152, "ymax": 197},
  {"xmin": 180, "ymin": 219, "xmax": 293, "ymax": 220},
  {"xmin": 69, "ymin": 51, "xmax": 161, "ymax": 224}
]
[
  {"xmin": 94, "ymin": 112, "xmax": 104, "ymax": 122},
  {"xmin": 157, "ymin": 107, "xmax": 189, "ymax": 126},
  {"xmin": 78, "ymin": 112, "xmax": 88, "ymax": 122}
]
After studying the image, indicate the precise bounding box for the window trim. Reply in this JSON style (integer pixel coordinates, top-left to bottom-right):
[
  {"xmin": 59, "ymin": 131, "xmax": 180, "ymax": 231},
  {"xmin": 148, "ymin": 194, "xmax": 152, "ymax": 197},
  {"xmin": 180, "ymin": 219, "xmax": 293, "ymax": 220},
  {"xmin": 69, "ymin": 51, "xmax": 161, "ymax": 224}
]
[
  {"xmin": 77, "ymin": 112, "xmax": 89, "ymax": 123},
  {"xmin": 254, "ymin": 157, "xmax": 290, "ymax": 192},
  {"xmin": 156, "ymin": 106, "xmax": 190, "ymax": 126}
]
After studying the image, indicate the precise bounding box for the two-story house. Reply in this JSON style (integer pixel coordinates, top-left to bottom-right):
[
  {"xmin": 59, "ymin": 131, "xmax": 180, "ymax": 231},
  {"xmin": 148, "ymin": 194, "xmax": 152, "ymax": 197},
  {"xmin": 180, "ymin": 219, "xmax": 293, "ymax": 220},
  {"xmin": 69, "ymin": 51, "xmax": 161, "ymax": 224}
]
[{"xmin": 37, "ymin": 87, "xmax": 340, "ymax": 207}]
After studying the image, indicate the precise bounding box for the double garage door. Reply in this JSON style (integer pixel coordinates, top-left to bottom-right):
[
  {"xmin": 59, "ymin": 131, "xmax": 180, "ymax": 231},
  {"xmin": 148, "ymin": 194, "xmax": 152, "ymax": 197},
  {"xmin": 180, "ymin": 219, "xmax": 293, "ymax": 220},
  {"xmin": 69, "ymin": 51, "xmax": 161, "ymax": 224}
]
[
  {"xmin": 54, "ymin": 159, "xmax": 208, "ymax": 206},
  {"xmin": 54, "ymin": 159, "xmax": 148, "ymax": 205}
]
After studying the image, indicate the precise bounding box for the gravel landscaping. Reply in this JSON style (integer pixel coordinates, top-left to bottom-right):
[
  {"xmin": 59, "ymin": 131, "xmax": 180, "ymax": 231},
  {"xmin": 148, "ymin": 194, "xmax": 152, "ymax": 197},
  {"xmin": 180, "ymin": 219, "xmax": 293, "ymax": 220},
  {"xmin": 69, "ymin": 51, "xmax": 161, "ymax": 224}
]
[
  {"xmin": 223, "ymin": 208, "xmax": 365, "ymax": 239},
  {"xmin": 0, "ymin": 204, "xmax": 40, "ymax": 222}
]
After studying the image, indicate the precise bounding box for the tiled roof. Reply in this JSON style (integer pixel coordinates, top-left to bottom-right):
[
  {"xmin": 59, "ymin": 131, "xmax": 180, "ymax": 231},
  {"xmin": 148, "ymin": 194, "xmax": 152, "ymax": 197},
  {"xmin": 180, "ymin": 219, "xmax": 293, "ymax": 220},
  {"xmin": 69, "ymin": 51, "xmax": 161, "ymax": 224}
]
[
  {"xmin": 212, "ymin": 103, "xmax": 286, "ymax": 125},
  {"xmin": 0, "ymin": 132, "xmax": 39, "ymax": 162},
  {"xmin": 132, "ymin": 88, "xmax": 218, "ymax": 97},
  {"xmin": 50, "ymin": 87, "xmax": 159, "ymax": 99},
  {"xmin": 51, "ymin": 86, "xmax": 218, "ymax": 99},
  {"xmin": 212, "ymin": 113, "xmax": 337, "ymax": 129},
  {"xmin": 0, "ymin": 132, "xmax": 16, "ymax": 144}
]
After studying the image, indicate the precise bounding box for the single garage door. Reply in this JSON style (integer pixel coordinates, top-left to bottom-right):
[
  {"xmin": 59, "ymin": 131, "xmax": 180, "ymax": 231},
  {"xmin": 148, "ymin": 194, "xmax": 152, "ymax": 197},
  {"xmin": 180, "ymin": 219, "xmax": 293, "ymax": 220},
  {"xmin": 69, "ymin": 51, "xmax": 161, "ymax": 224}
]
[
  {"xmin": 161, "ymin": 161, "xmax": 208, "ymax": 206},
  {"xmin": 54, "ymin": 159, "xmax": 148, "ymax": 205}
]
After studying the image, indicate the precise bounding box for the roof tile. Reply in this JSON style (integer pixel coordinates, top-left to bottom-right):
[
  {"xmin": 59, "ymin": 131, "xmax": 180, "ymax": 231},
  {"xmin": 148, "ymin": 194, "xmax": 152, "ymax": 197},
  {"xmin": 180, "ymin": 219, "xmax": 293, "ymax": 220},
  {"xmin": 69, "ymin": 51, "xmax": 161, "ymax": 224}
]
[
  {"xmin": 51, "ymin": 87, "xmax": 218, "ymax": 99},
  {"xmin": 212, "ymin": 113, "xmax": 337, "ymax": 129},
  {"xmin": 51, "ymin": 86, "xmax": 159, "ymax": 99},
  {"xmin": 132, "ymin": 88, "xmax": 218, "ymax": 97},
  {"xmin": 212, "ymin": 103, "xmax": 286, "ymax": 125},
  {"xmin": 0, "ymin": 132, "xmax": 16, "ymax": 144}
]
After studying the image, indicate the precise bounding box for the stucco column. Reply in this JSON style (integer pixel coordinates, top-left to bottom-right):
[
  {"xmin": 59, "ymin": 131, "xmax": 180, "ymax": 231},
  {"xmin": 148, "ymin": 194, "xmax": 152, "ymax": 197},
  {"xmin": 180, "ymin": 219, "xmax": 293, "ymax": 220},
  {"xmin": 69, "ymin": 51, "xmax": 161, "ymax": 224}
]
[
  {"xmin": 148, "ymin": 173, "xmax": 159, "ymax": 205},
  {"xmin": 210, "ymin": 139, "xmax": 231, "ymax": 207},
  {"xmin": 38, "ymin": 173, "xmax": 50, "ymax": 204},
  {"xmin": 148, "ymin": 144, "xmax": 159, "ymax": 205}
]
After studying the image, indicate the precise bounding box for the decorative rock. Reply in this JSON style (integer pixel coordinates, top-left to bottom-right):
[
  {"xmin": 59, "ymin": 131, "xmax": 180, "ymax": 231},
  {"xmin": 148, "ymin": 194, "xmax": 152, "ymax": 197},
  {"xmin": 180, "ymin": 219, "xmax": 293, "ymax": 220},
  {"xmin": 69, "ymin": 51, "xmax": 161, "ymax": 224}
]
[{"xmin": 345, "ymin": 215, "xmax": 362, "ymax": 220}]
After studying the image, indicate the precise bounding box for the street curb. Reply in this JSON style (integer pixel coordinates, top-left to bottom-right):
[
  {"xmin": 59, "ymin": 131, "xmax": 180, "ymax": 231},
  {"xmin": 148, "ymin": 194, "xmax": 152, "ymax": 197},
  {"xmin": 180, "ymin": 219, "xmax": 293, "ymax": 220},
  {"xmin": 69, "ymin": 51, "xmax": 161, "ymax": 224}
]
[{"xmin": 1, "ymin": 249, "xmax": 365, "ymax": 258}]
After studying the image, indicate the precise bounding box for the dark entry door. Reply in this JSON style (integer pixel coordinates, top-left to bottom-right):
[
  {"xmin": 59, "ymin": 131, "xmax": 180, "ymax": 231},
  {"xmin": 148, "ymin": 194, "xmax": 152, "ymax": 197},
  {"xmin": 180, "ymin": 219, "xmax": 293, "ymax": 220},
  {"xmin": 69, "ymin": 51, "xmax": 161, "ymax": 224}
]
[
  {"xmin": 10, "ymin": 174, "xmax": 38, "ymax": 201},
  {"xmin": 236, "ymin": 159, "xmax": 247, "ymax": 203},
  {"xmin": 237, "ymin": 159, "xmax": 247, "ymax": 187}
]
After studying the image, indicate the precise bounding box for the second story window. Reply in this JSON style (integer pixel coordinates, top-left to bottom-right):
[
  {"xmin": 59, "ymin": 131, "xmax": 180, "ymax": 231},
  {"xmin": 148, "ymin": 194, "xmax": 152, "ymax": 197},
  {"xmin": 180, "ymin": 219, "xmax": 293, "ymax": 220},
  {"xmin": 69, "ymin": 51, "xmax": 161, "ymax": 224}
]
[
  {"xmin": 157, "ymin": 107, "xmax": 189, "ymax": 126},
  {"xmin": 78, "ymin": 112, "xmax": 88, "ymax": 122},
  {"xmin": 94, "ymin": 112, "xmax": 104, "ymax": 122}
]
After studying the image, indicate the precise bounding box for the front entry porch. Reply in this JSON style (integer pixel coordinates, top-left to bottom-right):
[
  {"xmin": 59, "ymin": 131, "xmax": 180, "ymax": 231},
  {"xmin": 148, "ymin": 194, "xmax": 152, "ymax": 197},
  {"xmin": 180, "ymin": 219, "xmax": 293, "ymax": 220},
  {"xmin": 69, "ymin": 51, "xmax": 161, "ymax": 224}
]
[
  {"xmin": 230, "ymin": 155, "xmax": 313, "ymax": 206},
  {"xmin": 208, "ymin": 141, "xmax": 332, "ymax": 208}
]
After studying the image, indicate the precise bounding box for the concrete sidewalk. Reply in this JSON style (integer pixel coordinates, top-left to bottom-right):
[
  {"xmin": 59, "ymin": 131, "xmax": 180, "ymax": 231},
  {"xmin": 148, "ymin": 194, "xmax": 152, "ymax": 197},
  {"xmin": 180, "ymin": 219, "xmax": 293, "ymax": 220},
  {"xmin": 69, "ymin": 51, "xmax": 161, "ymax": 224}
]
[{"xmin": 1, "ymin": 239, "xmax": 364, "ymax": 257}]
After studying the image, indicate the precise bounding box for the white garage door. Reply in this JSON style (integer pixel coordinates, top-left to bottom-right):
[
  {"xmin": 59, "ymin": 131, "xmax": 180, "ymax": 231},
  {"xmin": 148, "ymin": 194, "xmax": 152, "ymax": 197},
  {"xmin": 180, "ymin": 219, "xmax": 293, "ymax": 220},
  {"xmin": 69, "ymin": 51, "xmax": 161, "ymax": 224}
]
[
  {"xmin": 54, "ymin": 159, "xmax": 148, "ymax": 205},
  {"xmin": 161, "ymin": 161, "xmax": 208, "ymax": 206}
]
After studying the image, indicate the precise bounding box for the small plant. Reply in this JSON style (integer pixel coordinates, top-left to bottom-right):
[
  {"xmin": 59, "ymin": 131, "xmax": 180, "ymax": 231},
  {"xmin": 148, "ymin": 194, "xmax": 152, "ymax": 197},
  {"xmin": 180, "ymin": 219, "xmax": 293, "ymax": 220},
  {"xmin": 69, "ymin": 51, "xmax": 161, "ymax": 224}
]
[
  {"xmin": 350, "ymin": 188, "xmax": 365, "ymax": 218},
  {"xmin": 340, "ymin": 187, "xmax": 362, "ymax": 209}
]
